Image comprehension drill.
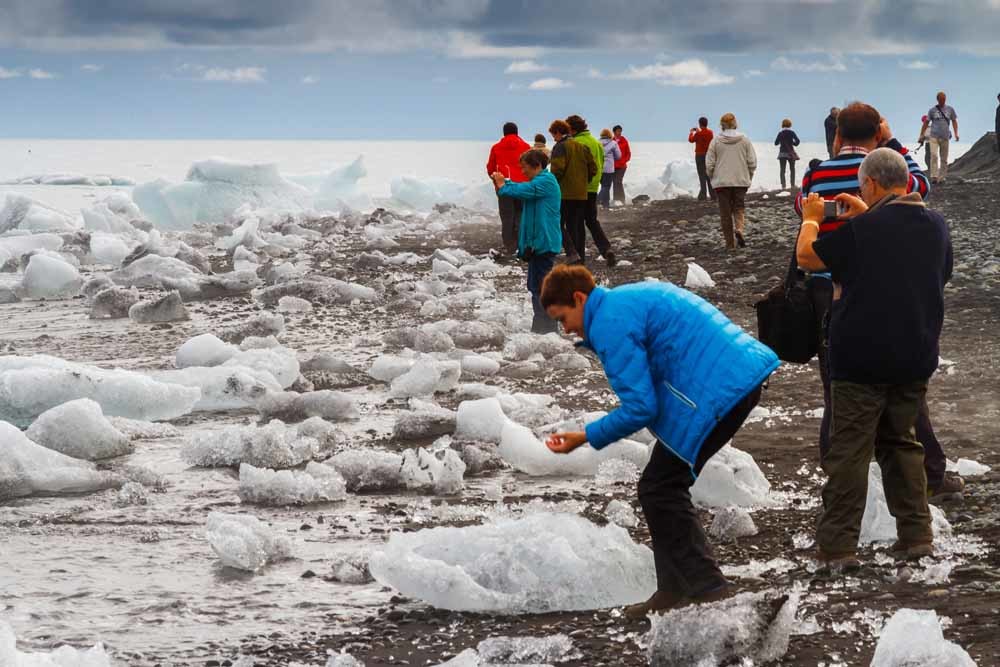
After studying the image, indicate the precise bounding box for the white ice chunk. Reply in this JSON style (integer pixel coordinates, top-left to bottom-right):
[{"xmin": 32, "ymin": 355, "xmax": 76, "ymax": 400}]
[
  {"xmin": 684, "ymin": 262, "xmax": 716, "ymax": 289},
  {"xmin": 128, "ymin": 290, "xmax": 190, "ymax": 323},
  {"xmin": 325, "ymin": 652, "xmax": 367, "ymax": 667},
  {"xmin": 709, "ymin": 506, "xmax": 759, "ymax": 541},
  {"xmin": 860, "ymin": 463, "xmax": 951, "ymax": 544},
  {"xmin": 606, "ymin": 499, "xmax": 638, "ymax": 528},
  {"xmin": 692, "ymin": 445, "xmax": 775, "ymax": 508},
  {"xmin": 328, "ymin": 449, "xmax": 404, "ymax": 492},
  {"xmin": 871, "ymin": 608, "xmax": 975, "ymax": 667},
  {"xmin": 0, "ymin": 421, "xmax": 121, "ymax": 500},
  {"xmin": 222, "ymin": 347, "xmax": 300, "ymax": 389},
  {"xmin": 182, "ymin": 419, "xmax": 321, "ymax": 469},
  {"xmin": 499, "ymin": 421, "xmax": 650, "ymax": 476},
  {"xmin": 460, "ymin": 354, "xmax": 501, "ymax": 378},
  {"xmin": 17, "ymin": 253, "xmax": 82, "ymax": 299},
  {"xmin": 454, "ymin": 397, "xmax": 510, "ymax": 443},
  {"xmin": 503, "ymin": 332, "xmax": 573, "ymax": 361},
  {"xmin": 238, "ymin": 462, "xmax": 347, "ymax": 505},
  {"xmin": 646, "ymin": 590, "xmax": 798, "ymax": 665},
  {"xmin": 205, "ymin": 511, "xmax": 293, "ymax": 572},
  {"xmin": 400, "ymin": 447, "xmax": 466, "ymax": 495},
  {"xmin": 154, "ymin": 365, "xmax": 281, "ymax": 411},
  {"xmin": 390, "ymin": 359, "xmax": 460, "ymax": 398},
  {"xmin": 947, "ymin": 457, "xmax": 991, "ymax": 476},
  {"xmin": 89, "ymin": 231, "xmax": 132, "ymax": 266},
  {"xmin": 25, "ymin": 398, "xmax": 132, "ymax": 461},
  {"xmin": 0, "ymin": 355, "xmax": 200, "ymax": 427},
  {"xmin": 0, "ymin": 620, "xmax": 112, "ymax": 667},
  {"xmin": 176, "ymin": 333, "xmax": 239, "ymax": 368},
  {"xmin": 473, "ymin": 634, "xmax": 579, "ymax": 665},
  {"xmin": 0, "ymin": 193, "xmax": 80, "ymax": 233},
  {"xmin": 369, "ymin": 513, "xmax": 655, "ymax": 612},
  {"xmin": 277, "ymin": 295, "xmax": 313, "ymax": 313},
  {"xmin": 369, "ymin": 355, "xmax": 416, "ymax": 382}
]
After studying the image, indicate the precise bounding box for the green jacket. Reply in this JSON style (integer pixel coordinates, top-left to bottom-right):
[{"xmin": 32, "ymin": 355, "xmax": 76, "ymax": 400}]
[
  {"xmin": 572, "ymin": 130, "xmax": 604, "ymax": 192},
  {"xmin": 550, "ymin": 137, "xmax": 597, "ymax": 201}
]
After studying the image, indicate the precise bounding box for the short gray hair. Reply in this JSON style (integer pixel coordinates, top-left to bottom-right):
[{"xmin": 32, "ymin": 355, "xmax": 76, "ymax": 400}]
[{"xmin": 858, "ymin": 148, "xmax": 909, "ymax": 190}]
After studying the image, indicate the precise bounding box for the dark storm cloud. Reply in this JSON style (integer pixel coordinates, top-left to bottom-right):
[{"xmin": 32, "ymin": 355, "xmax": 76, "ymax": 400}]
[{"xmin": 1, "ymin": 0, "xmax": 998, "ymax": 54}]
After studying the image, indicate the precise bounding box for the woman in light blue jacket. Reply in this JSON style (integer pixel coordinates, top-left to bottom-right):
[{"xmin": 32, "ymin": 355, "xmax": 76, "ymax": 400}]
[
  {"xmin": 542, "ymin": 264, "xmax": 779, "ymax": 618},
  {"xmin": 492, "ymin": 149, "xmax": 563, "ymax": 333},
  {"xmin": 598, "ymin": 128, "xmax": 622, "ymax": 209}
]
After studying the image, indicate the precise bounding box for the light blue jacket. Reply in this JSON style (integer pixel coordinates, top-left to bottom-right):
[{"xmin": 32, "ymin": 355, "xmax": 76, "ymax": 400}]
[
  {"xmin": 580, "ymin": 283, "xmax": 779, "ymax": 474},
  {"xmin": 498, "ymin": 170, "xmax": 563, "ymax": 256}
]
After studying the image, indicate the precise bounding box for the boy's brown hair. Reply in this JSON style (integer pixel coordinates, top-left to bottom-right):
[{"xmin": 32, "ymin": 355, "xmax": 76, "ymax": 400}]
[{"xmin": 540, "ymin": 264, "xmax": 597, "ymax": 308}]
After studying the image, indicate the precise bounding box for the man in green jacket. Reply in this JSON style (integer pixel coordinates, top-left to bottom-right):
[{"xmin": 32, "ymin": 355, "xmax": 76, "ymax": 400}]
[
  {"xmin": 567, "ymin": 115, "xmax": 618, "ymax": 267},
  {"xmin": 549, "ymin": 119, "xmax": 596, "ymax": 264}
]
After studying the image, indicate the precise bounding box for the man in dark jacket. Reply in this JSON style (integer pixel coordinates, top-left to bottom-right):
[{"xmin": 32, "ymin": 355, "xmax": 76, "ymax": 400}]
[
  {"xmin": 549, "ymin": 119, "xmax": 597, "ymax": 264},
  {"xmin": 797, "ymin": 148, "xmax": 952, "ymax": 568},
  {"xmin": 824, "ymin": 107, "xmax": 839, "ymax": 159},
  {"xmin": 487, "ymin": 122, "xmax": 531, "ymax": 257}
]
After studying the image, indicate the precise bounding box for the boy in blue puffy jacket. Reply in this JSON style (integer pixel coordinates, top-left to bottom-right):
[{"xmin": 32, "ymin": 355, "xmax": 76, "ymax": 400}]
[
  {"xmin": 542, "ymin": 264, "xmax": 779, "ymax": 618},
  {"xmin": 492, "ymin": 148, "xmax": 563, "ymax": 333}
]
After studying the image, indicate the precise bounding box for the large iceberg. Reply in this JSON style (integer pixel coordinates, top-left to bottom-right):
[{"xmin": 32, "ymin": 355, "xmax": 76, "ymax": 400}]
[
  {"xmin": 0, "ymin": 620, "xmax": 112, "ymax": 667},
  {"xmin": 369, "ymin": 513, "xmax": 656, "ymax": 612},
  {"xmin": 205, "ymin": 511, "xmax": 293, "ymax": 572},
  {"xmin": 0, "ymin": 355, "xmax": 200, "ymax": 427},
  {"xmin": 133, "ymin": 158, "xmax": 313, "ymax": 230},
  {"xmin": 0, "ymin": 421, "xmax": 122, "ymax": 500},
  {"xmin": 870, "ymin": 608, "xmax": 975, "ymax": 667}
]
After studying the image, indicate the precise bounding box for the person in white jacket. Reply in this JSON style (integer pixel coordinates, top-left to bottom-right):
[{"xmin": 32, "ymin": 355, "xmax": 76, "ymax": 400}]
[
  {"xmin": 705, "ymin": 113, "xmax": 757, "ymax": 249},
  {"xmin": 598, "ymin": 128, "xmax": 622, "ymax": 209}
]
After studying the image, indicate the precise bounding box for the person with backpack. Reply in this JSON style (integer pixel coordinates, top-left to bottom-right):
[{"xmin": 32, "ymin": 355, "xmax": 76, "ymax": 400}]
[
  {"xmin": 774, "ymin": 119, "xmax": 801, "ymax": 191},
  {"xmin": 486, "ymin": 122, "xmax": 531, "ymax": 256},
  {"xmin": 598, "ymin": 128, "xmax": 622, "ymax": 210}
]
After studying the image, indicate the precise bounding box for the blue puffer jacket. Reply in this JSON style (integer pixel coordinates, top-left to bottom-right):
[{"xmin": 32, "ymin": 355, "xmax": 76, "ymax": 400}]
[
  {"xmin": 581, "ymin": 283, "xmax": 779, "ymax": 475},
  {"xmin": 498, "ymin": 170, "xmax": 563, "ymax": 256}
]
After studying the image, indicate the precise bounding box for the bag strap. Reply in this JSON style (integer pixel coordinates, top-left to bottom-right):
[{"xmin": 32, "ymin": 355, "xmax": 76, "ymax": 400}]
[{"xmin": 784, "ymin": 229, "xmax": 803, "ymax": 290}]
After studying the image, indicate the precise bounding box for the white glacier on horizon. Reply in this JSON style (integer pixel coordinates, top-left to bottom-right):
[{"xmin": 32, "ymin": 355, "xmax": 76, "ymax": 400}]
[{"xmin": 369, "ymin": 513, "xmax": 655, "ymax": 612}]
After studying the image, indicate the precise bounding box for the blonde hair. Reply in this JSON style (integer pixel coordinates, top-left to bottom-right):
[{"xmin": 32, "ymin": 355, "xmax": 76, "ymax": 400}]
[
  {"xmin": 781, "ymin": 118, "xmax": 792, "ymax": 128},
  {"xmin": 720, "ymin": 113, "xmax": 737, "ymax": 130},
  {"xmin": 600, "ymin": 128, "xmax": 613, "ymax": 139}
]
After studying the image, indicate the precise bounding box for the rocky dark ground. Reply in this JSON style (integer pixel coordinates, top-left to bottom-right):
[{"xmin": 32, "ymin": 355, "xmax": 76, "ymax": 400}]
[{"xmin": 216, "ymin": 181, "xmax": 1000, "ymax": 667}]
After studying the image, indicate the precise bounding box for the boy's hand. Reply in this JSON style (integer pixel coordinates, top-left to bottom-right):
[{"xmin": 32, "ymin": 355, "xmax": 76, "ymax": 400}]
[
  {"xmin": 491, "ymin": 172, "xmax": 506, "ymax": 189},
  {"xmin": 546, "ymin": 431, "xmax": 587, "ymax": 453}
]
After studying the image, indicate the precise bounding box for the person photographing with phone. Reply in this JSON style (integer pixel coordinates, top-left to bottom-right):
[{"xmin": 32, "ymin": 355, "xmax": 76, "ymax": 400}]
[
  {"xmin": 492, "ymin": 149, "xmax": 562, "ymax": 334},
  {"xmin": 540, "ymin": 264, "xmax": 779, "ymax": 617},
  {"xmin": 796, "ymin": 148, "xmax": 953, "ymax": 568}
]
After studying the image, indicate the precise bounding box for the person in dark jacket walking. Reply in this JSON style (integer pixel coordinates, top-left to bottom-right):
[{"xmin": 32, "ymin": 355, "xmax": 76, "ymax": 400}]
[
  {"xmin": 486, "ymin": 122, "xmax": 531, "ymax": 256},
  {"xmin": 542, "ymin": 264, "xmax": 779, "ymax": 616},
  {"xmin": 689, "ymin": 117, "xmax": 715, "ymax": 201},
  {"xmin": 492, "ymin": 149, "xmax": 562, "ymax": 333},
  {"xmin": 567, "ymin": 114, "xmax": 618, "ymax": 267},
  {"xmin": 824, "ymin": 107, "xmax": 839, "ymax": 159},
  {"xmin": 549, "ymin": 119, "xmax": 597, "ymax": 264},
  {"xmin": 775, "ymin": 119, "xmax": 801, "ymax": 190}
]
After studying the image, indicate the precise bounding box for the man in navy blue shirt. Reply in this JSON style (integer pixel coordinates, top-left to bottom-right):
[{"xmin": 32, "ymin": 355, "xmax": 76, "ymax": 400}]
[{"xmin": 797, "ymin": 148, "xmax": 952, "ymax": 569}]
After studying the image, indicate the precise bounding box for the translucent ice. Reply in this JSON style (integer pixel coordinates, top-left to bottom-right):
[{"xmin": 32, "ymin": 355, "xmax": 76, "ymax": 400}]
[
  {"xmin": 400, "ymin": 446, "xmax": 466, "ymax": 495},
  {"xmin": 154, "ymin": 365, "xmax": 282, "ymax": 411},
  {"xmin": 499, "ymin": 421, "xmax": 650, "ymax": 476},
  {"xmin": 392, "ymin": 404, "xmax": 457, "ymax": 440},
  {"xmin": 257, "ymin": 390, "xmax": 359, "ymax": 422},
  {"xmin": 709, "ymin": 506, "xmax": 759, "ymax": 541},
  {"xmin": 176, "ymin": 333, "xmax": 239, "ymax": 368},
  {"xmin": 128, "ymin": 290, "xmax": 190, "ymax": 323},
  {"xmin": 25, "ymin": 398, "xmax": 133, "ymax": 461},
  {"xmin": 325, "ymin": 652, "xmax": 366, "ymax": 667},
  {"xmin": 692, "ymin": 445, "xmax": 775, "ymax": 509},
  {"xmin": 0, "ymin": 620, "xmax": 112, "ymax": 667},
  {"xmin": 947, "ymin": 458, "xmax": 991, "ymax": 476},
  {"xmin": 0, "ymin": 232, "xmax": 64, "ymax": 258},
  {"xmin": 606, "ymin": 499, "xmax": 639, "ymax": 528},
  {"xmin": 89, "ymin": 231, "xmax": 132, "ymax": 267},
  {"xmin": 17, "ymin": 253, "xmax": 82, "ymax": 299},
  {"xmin": 390, "ymin": 359, "xmax": 460, "ymax": 398},
  {"xmin": 328, "ymin": 449, "xmax": 404, "ymax": 492},
  {"xmin": 277, "ymin": 295, "xmax": 313, "ymax": 313},
  {"xmin": 205, "ymin": 511, "xmax": 293, "ymax": 572},
  {"xmin": 646, "ymin": 590, "xmax": 798, "ymax": 665},
  {"xmin": 596, "ymin": 458, "xmax": 641, "ymax": 485},
  {"xmin": 0, "ymin": 193, "xmax": 80, "ymax": 233},
  {"xmin": 684, "ymin": 262, "xmax": 716, "ymax": 289},
  {"xmin": 871, "ymin": 608, "xmax": 975, "ymax": 667},
  {"xmin": 217, "ymin": 312, "xmax": 285, "ymax": 344},
  {"xmin": 460, "ymin": 354, "xmax": 501, "ymax": 378},
  {"xmin": 182, "ymin": 419, "xmax": 322, "ymax": 469},
  {"xmin": 453, "ymin": 635, "xmax": 579, "ymax": 665},
  {"xmin": 0, "ymin": 421, "xmax": 122, "ymax": 500},
  {"xmin": 369, "ymin": 513, "xmax": 656, "ymax": 612},
  {"xmin": 0, "ymin": 355, "xmax": 200, "ymax": 427},
  {"xmin": 109, "ymin": 254, "xmax": 204, "ymax": 297},
  {"xmin": 503, "ymin": 332, "xmax": 573, "ymax": 361},
  {"xmin": 860, "ymin": 463, "xmax": 951, "ymax": 544},
  {"xmin": 89, "ymin": 287, "xmax": 140, "ymax": 319},
  {"xmin": 369, "ymin": 355, "xmax": 415, "ymax": 382},
  {"xmin": 238, "ymin": 462, "xmax": 348, "ymax": 505},
  {"xmin": 454, "ymin": 397, "xmax": 510, "ymax": 443}
]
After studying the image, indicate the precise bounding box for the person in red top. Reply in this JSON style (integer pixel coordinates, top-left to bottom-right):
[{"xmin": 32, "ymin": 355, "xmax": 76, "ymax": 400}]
[
  {"xmin": 487, "ymin": 122, "xmax": 531, "ymax": 256},
  {"xmin": 612, "ymin": 125, "xmax": 631, "ymax": 204},
  {"xmin": 689, "ymin": 117, "xmax": 715, "ymax": 201}
]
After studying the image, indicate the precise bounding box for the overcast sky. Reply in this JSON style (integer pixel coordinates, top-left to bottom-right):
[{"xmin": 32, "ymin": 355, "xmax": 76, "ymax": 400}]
[{"xmin": 1, "ymin": 0, "xmax": 998, "ymax": 141}]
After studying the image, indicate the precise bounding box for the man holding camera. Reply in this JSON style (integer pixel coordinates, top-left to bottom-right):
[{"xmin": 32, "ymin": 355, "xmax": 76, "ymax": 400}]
[
  {"xmin": 796, "ymin": 148, "xmax": 952, "ymax": 567},
  {"xmin": 793, "ymin": 102, "xmax": 963, "ymax": 500},
  {"xmin": 492, "ymin": 149, "xmax": 562, "ymax": 334}
]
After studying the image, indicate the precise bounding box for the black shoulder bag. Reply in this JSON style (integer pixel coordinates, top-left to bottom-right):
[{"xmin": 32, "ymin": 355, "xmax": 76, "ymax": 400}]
[{"xmin": 754, "ymin": 242, "xmax": 818, "ymax": 364}]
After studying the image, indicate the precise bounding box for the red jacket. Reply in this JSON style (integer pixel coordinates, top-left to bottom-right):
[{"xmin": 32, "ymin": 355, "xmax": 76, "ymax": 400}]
[
  {"xmin": 487, "ymin": 134, "xmax": 531, "ymax": 182},
  {"xmin": 689, "ymin": 128, "xmax": 714, "ymax": 155},
  {"xmin": 614, "ymin": 135, "xmax": 631, "ymax": 169}
]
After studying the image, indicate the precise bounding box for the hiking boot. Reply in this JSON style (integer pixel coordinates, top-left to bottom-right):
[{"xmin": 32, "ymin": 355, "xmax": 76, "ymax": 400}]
[
  {"xmin": 890, "ymin": 541, "xmax": 934, "ymax": 561},
  {"xmin": 684, "ymin": 583, "xmax": 734, "ymax": 606},
  {"xmin": 604, "ymin": 251, "xmax": 619, "ymax": 268},
  {"xmin": 929, "ymin": 472, "xmax": 965, "ymax": 500},
  {"xmin": 815, "ymin": 550, "xmax": 861, "ymax": 573},
  {"xmin": 735, "ymin": 231, "xmax": 747, "ymax": 248},
  {"xmin": 623, "ymin": 590, "xmax": 685, "ymax": 620}
]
